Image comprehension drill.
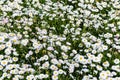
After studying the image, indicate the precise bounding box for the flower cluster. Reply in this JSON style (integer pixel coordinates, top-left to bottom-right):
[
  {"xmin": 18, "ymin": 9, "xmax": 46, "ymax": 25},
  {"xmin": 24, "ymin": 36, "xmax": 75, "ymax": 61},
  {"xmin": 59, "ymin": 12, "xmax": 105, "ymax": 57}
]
[{"xmin": 0, "ymin": 0, "xmax": 120, "ymax": 80}]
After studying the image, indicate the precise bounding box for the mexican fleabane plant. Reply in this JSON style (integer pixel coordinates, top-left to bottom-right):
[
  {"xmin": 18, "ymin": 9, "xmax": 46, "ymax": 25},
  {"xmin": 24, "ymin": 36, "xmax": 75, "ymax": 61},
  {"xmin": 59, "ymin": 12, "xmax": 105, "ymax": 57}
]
[{"xmin": 0, "ymin": 0, "xmax": 120, "ymax": 80}]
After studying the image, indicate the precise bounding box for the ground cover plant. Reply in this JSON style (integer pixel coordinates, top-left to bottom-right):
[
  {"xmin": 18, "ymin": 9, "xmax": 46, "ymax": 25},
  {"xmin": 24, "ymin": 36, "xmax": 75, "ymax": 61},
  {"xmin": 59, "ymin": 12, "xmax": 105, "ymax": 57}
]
[{"xmin": 0, "ymin": 0, "xmax": 120, "ymax": 80}]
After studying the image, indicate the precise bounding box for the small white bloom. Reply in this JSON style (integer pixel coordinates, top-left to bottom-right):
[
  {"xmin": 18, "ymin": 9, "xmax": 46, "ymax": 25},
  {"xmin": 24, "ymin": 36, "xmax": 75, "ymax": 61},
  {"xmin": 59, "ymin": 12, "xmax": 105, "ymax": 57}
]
[
  {"xmin": 0, "ymin": 55, "xmax": 4, "ymax": 60},
  {"xmin": 76, "ymin": 55, "xmax": 85, "ymax": 63},
  {"xmin": 26, "ymin": 75, "xmax": 34, "ymax": 80},
  {"xmin": 0, "ymin": 44, "xmax": 5, "ymax": 50},
  {"xmin": 107, "ymin": 53, "xmax": 112, "ymax": 58},
  {"xmin": 4, "ymin": 48, "xmax": 11, "ymax": 55},
  {"xmin": 6, "ymin": 41, "xmax": 12, "ymax": 47},
  {"xmin": 42, "ymin": 62, "xmax": 49, "ymax": 69},
  {"xmin": 56, "ymin": 41, "xmax": 61, "ymax": 46},
  {"xmin": 0, "ymin": 65, "xmax": 3, "ymax": 70},
  {"xmin": 53, "ymin": 71, "xmax": 59, "ymax": 76},
  {"xmin": 51, "ymin": 59, "xmax": 59, "ymax": 65},
  {"xmin": 103, "ymin": 61, "xmax": 110, "ymax": 68},
  {"xmin": 61, "ymin": 45, "xmax": 68, "ymax": 52},
  {"xmin": 69, "ymin": 64, "xmax": 74, "ymax": 73},
  {"xmin": 52, "ymin": 75, "xmax": 58, "ymax": 80},
  {"xmin": 1, "ymin": 60, "xmax": 8, "ymax": 66},
  {"xmin": 58, "ymin": 69, "xmax": 64, "ymax": 74},
  {"xmin": 47, "ymin": 46, "xmax": 54, "ymax": 51},
  {"xmin": 102, "ymin": 45, "xmax": 108, "ymax": 50},
  {"xmin": 12, "ymin": 57, "xmax": 18, "ymax": 62},
  {"xmin": 21, "ymin": 39, "xmax": 29, "ymax": 46},
  {"xmin": 90, "ymin": 0, "xmax": 94, "ymax": 3},
  {"xmin": 114, "ymin": 59, "xmax": 120, "ymax": 64},
  {"xmin": 93, "ymin": 57, "xmax": 101, "ymax": 63},
  {"xmin": 0, "ymin": 36, "xmax": 5, "ymax": 42},
  {"xmin": 96, "ymin": 65, "xmax": 103, "ymax": 71},
  {"xmin": 50, "ymin": 65, "xmax": 58, "ymax": 71},
  {"xmin": 43, "ymin": 55, "xmax": 49, "ymax": 60},
  {"xmin": 99, "ymin": 71, "xmax": 108, "ymax": 79}
]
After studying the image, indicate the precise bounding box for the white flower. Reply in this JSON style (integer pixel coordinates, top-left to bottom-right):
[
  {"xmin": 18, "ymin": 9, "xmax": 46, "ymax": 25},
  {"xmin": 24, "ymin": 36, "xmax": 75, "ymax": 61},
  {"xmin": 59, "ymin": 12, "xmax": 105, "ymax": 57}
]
[
  {"xmin": 4, "ymin": 48, "xmax": 11, "ymax": 55},
  {"xmin": 33, "ymin": 42, "xmax": 42, "ymax": 49},
  {"xmin": 102, "ymin": 45, "xmax": 108, "ymax": 50},
  {"xmin": 6, "ymin": 41, "xmax": 12, "ymax": 47},
  {"xmin": 52, "ymin": 75, "xmax": 58, "ymax": 80},
  {"xmin": 44, "ymin": 74, "xmax": 49, "ymax": 78},
  {"xmin": 59, "ymin": 59, "xmax": 64, "ymax": 64},
  {"xmin": 104, "ymin": 33, "xmax": 112, "ymax": 38},
  {"xmin": 84, "ymin": 10, "xmax": 91, "ymax": 16},
  {"xmin": 0, "ymin": 44, "xmax": 5, "ymax": 50},
  {"xmin": 13, "ymin": 51, "xmax": 19, "ymax": 56},
  {"xmin": 69, "ymin": 64, "xmax": 74, "ymax": 73},
  {"xmin": 28, "ymin": 51, "xmax": 33, "ymax": 55},
  {"xmin": 11, "ymin": 37, "xmax": 19, "ymax": 44},
  {"xmin": 96, "ymin": 65, "xmax": 103, "ymax": 71},
  {"xmin": 91, "ymin": 63, "xmax": 96, "ymax": 67},
  {"xmin": 80, "ymin": 0, "xmax": 84, "ymax": 3},
  {"xmin": 111, "ymin": 71, "xmax": 117, "ymax": 76},
  {"xmin": 82, "ymin": 75, "xmax": 89, "ymax": 80},
  {"xmin": 112, "ymin": 65, "xmax": 120, "ymax": 72},
  {"xmin": 98, "ymin": 53, "xmax": 103, "ymax": 58},
  {"xmin": 12, "ymin": 77, "xmax": 19, "ymax": 80},
  {"xmin": 101, "ymin": 2, "xmax": 107, "ymax": 8},
  {"xmin": 61, "ymin": 45, "xmax": 68, "ymax": 52},
  {"xmin": 12, "ymin": 57, "xmax": 18, "ymax": 62},
  {"xmin": 19, "ymin": 70, "xmax": 25, "ymax": 74},
  {"xmin": 116, "ymin": 77, "xmax": 120, "ymax": 80},
  {"xmin": 41, "ymin": 29, "xmax": 47, "ymax": 35},
  {"xmin": 17, "ymin": 33, "xmax": 22, "ymax": 39},
  {"xmin": 51, "ymin": 59, "xmax": 59, "ymax": 65},
  {"xmin": 26, "ymin": 75, "xmax": 34, "ymax": 80},
  {"xmin": 106, "ymin": 70, "xmax": 111, "ymax": 77},
  {"xmin": 38, "ymin": 74, "xmax": 45, "ymax": 79},
  {"xmin": 10, "ymin": 69, "xmax": 19, "ymax": 74},
  {"xmin": 115, "ymin": 46, "xmax": 120, "ymax": 50},
  {"xmin": 92, "ymin": 50, "xmax": 96, "ymax": 54},
  {"xmin": 43, "ymin": 55, "xmax": 49, "ymax": 60},
  {"xmin": 9, "ymin": 33, "xmax": 16, "ymax": 37},
  {"xmin": 0, "ymin": 65, "xmax": 3, "ymax": 70},
  {"xmin": 99, "ymin": 71, "xmax": 108, "ymax": 79},
  {"xmin": 114, "ymin": 59, "xmax": 120, "ymax": 64},
  {"xmin": 82, "ymin": 69, "xmax": 89, "ymax": 73},
  {"xmin": 72, "ymin": 50, "xmax": 77, "ymax": 54},
  {"xmin": 92, "ymin": 77, "xmax": 97, "ymax": 80},
  {"xmin": 0, "ymin": 1, "xmax": 3, "ymax": 4},
  {"xmin": 2, "ymin": 72, "xmax": 7, "ymax": 78},
  {"xmin": 50, "ymin": 65, "xmax": 58, "ymax": 71},
  {"xmin": 58, "ymin": 69, "xmax": 64, "ymax": 74},
  {"xmin": 21, "ymin": 39, "xmax": 29, "ymax": 46},
  {"xmin": 93, "ymin": 56, "xmax": 101, "ymax": 63},
  {"xmin": 75, "ymin": 54, "xmax": 85, "ymax": 63},
  {"xmin": 56, "ymin": 41, "xmax": 61, "ymax": 46},
  {"xmin": 107, "ymin": 53, "xmax": 112, "ymax": 58},
  {"xmin": 42, "ymin": 62, "xmax": 49, "ymax": 69},
  {"xmin": 0, "ymin": 55, "xmax": 4, "ymax": 60},
  {"xmin": 63, "ymin": 54, "xmax": 68, "ymax": 60},
  {"xmin": 85, "ymin": 42, "xmax": 91, "ymax": 48},
  {"xmin": 6, "ymin": 64, "xmax": 13, "ymax": 70},
  {"xmin": 47, "ymin": 46, "xmax": 54, "ymax": 51},
  {"xmin": 2, "ymin": 18, "xmax": 8, "ymax": 24},
  {"xmin": 82, "ymin": 38, "xmax": 87, "ymax": 43},
  {"xmin": 53, "ymin": 71, "xmax": 59, "ymax": 76},
  {"xmin": 103, "ymin": 61, "xmax": 110, "ymax": 68},
  {"xmin": 90, "ymin": 0, "xmax": 94, "ymax": 3},
  {"xmin": 1, "ymin": 60, "xmax": 8, "ymax": 66},
  {"xmin": 105, "ymin": 39, "xmax": 112, "ymax": 44},
  {"xmin": 0, "ymin": 36, "xmax": 5, "ymax": 42}
]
